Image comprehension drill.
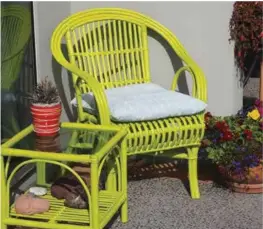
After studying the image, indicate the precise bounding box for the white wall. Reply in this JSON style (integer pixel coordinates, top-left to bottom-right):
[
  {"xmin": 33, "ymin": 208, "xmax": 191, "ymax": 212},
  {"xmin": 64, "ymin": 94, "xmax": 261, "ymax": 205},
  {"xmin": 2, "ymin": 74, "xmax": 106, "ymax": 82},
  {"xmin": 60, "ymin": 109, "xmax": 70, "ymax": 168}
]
[
  {"xmin": 33, "ymin": 1, "xmax": 243, "ymax": 120},
  {"xmin": 33, "ymin": 2, "xmax": 71, "ymax": 121}
]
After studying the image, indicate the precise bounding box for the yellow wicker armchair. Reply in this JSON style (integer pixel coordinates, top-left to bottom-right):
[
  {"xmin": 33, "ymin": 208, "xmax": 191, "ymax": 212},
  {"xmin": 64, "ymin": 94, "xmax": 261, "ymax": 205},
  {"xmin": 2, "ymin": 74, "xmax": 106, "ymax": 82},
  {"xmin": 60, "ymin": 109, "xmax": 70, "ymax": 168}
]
[{"xmin": 51, "ymin": 8, "xmax": 207, "ymax": 200}]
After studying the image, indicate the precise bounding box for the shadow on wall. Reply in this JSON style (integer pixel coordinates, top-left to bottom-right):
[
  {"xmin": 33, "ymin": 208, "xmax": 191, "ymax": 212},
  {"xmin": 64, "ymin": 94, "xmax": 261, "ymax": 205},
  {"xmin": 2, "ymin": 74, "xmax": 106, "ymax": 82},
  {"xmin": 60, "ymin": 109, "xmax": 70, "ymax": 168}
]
[
  {"xmin": 51, "ymin": 23, "xmax": 189, "ymax": 122},
  {"xmin": 16, "ymin": 37, "xmax": 37, "ymax": 128},
  {"xmin": 52, "ymin": 46, "xmax": 75, "ymax": 122},
  {"xmin": 148, "ymin": 28, "xmax": 189, "ymax": 95}
]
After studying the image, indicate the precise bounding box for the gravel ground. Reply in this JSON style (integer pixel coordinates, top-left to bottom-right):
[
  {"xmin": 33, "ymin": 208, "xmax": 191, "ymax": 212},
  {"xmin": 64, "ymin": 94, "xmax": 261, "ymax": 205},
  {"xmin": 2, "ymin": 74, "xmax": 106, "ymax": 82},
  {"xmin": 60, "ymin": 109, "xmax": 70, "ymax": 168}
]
[
  {"xmin": 110, "ymin": 177, "xmax": 262, "ymax": 229},
  {"xmin": 243, "ymin": 78, "xmax": 259, "ymax": 98}
]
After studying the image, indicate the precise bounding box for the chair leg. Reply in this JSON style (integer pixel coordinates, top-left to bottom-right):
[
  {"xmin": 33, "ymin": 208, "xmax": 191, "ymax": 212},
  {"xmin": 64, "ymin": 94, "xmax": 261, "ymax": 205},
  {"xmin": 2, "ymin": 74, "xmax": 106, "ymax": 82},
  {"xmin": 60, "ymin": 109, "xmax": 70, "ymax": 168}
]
[
  {"xmin": 61, "ymin": 130, "xmax": 79, "ymax": 176},
  {"xmin": 120, "ymin": 141, "xmax": 128, "ymax": 223},
  {"xmin": 1, "ymin": 156, "xmax": 7, "ymax": 229},
  {"xmin": 187, "ymin": 147, "xmax": 200, "ymax": 199},
  {"xmin": 1, "ymin": 222, "xmax": 7, "ymax": 229},
  {"xmin": 121, "ymin": 200, "xmax": 128, "ymax": 223}
]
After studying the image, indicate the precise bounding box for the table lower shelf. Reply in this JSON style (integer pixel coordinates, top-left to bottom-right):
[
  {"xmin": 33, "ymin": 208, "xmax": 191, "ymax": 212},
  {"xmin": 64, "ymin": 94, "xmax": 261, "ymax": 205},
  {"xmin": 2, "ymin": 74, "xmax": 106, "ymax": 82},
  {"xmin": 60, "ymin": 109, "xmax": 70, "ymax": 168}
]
[{"xmin": 9, "ymin": 189, "xmax": 124, "ymax": 228}]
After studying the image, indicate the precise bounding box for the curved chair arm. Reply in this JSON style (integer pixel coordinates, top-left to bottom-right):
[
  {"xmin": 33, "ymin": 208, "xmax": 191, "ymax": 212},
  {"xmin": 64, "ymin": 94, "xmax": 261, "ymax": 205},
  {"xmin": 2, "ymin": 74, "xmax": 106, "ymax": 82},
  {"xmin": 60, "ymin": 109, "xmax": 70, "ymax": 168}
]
[
  {"xmin": 61, "ymin": 64, "xmax": 111, "ymax": 125},
  {"xmin": 51, "ymin": 24, "xmax": 111, "ymax": 125},
  {"xmin": 135, "ymin": 10, "xmax": 208, "ymax": 102},
  {"xmin": 73, "ymin": 70, "xmax": 111, "ymax": 125},
  {"xmin": 171, "ymin": 65, "xmax": 207, "ymax": 102},
  {"xmin": 51, "ymin": 44, "xmax": 111, "ymax": 125}
]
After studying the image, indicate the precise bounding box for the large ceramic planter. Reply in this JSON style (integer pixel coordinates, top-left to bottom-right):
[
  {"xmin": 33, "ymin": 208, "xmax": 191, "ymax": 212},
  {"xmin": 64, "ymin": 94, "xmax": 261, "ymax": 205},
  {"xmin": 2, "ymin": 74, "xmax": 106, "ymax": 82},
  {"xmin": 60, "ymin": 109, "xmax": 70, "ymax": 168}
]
[
  {"xmin": 30, "ymin": 103, "xmax": 62, "ymax": 137},
  {"xmin": 217, "ymin": 163, "xmax": 263, "ymax": 194}
]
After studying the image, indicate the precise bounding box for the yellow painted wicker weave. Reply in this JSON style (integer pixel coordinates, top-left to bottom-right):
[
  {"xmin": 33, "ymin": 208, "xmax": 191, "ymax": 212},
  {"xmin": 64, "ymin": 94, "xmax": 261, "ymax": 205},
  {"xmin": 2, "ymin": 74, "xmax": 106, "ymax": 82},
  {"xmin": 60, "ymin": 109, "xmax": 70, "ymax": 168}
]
[{"xmin": 51, "ymin": 8, "xmax": 207, "ymax": 199}]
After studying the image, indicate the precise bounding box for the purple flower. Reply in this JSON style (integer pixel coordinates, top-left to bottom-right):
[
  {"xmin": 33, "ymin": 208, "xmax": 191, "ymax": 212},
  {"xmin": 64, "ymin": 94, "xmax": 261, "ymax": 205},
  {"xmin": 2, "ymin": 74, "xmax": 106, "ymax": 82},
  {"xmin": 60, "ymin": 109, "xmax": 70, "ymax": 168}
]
[
  {"xmin": 232, "ymin": 161, "xmax": 241, "ymax": 167},
  {"xmin": 258, "ymin": 107, "xmax": 263, "ymax": 117},
  {"xmin": 255, "ymin": 99, "xmax": 261, "ymax": 107}
]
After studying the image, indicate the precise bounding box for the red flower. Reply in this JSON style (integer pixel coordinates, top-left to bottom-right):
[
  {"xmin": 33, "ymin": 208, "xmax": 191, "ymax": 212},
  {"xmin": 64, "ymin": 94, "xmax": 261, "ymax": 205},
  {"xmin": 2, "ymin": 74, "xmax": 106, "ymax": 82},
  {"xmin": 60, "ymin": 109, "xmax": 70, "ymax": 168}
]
[
  {"xmin": 240, "ymin": 35, "xmax": 245, "ymax": 41},
  {"xmin": 222, "ymin": 131, "xmax": 233, "ymax": 141},
  {"xmin": 243, "ymin": 129, "xmax": 252, "ymax": 140},
  {"xmin": 259, "ymin": 31, "xmax": 263, "ymax": 38},
  {"xmin": 238, "ymin": 51, "xmax": 242, "ymax": 57},
  {"xmin": 215, "ymin": 121, "xmax": 228, "ymax": 130}
]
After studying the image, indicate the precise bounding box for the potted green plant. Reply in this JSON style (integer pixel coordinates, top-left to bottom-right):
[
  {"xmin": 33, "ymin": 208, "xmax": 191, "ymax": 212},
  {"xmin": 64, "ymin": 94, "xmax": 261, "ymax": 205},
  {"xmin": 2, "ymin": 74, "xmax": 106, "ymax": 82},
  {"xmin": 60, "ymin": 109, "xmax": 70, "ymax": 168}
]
[
  {"xmin": 201, "ymin": 100, "xmax": 263, "ymax": 193},
  {"xmin": 229, "ymin": 1, "xmax": 263, "ymax": 101},
  {"xmin": 30, "ymin": 77, "xmax": 61, "ymax": 136}
]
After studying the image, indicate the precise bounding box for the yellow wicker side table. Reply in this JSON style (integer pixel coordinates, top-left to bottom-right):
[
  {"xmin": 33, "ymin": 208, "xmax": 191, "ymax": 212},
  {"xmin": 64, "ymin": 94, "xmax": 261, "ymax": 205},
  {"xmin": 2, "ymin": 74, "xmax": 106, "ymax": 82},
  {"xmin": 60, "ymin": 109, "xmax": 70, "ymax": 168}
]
[{"xmin": 1, "ymin": 122, "xmax": 128, "ymax": 229}]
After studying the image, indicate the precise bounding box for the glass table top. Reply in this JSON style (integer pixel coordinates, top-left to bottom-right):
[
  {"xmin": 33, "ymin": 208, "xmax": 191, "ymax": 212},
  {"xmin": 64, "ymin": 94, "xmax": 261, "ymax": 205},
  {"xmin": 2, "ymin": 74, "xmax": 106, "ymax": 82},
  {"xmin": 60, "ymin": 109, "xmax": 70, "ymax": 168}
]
[{"xmin": 1, "ymin": 122, "xmax": 125, "ymax": 157}]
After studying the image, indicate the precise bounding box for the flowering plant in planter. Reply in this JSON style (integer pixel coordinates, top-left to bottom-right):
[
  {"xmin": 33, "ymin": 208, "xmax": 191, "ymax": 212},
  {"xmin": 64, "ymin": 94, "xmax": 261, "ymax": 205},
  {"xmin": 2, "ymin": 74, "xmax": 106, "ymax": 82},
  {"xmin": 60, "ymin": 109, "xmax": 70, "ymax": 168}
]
[
  {"xmin": 201, "ymin": 100, "xmax": 263, "ymax": 192},
  {"xmin": 29, "ymin": 77, "xmax": 62, "ymax": 137}
]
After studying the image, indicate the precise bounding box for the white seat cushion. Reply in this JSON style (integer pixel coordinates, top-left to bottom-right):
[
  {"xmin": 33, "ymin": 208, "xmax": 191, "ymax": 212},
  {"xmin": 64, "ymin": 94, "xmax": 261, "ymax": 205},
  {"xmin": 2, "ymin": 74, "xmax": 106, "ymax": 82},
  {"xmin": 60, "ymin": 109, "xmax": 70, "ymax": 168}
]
[{"xmin": 71, "ymin": 83, "xmax": 207, "ymax": 122}]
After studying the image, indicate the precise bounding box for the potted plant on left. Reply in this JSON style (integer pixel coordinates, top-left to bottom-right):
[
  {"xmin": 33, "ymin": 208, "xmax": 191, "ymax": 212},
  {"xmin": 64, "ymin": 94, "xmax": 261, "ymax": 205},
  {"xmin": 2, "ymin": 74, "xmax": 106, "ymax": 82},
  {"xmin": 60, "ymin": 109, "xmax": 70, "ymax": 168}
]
[
  {"xmin": 30, "ymin": 77, "xmax": 62, "ymax": 137},
  {"xmin": 201, "ymin": 100, "xmax": 263, "ymax": 193}
]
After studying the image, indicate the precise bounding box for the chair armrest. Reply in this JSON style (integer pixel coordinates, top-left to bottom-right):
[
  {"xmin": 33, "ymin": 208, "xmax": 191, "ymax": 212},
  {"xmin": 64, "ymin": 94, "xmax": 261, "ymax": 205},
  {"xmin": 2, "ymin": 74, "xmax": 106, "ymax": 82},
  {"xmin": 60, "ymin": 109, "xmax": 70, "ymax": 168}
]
[
  {"xmin": 171, "ymin": 65, "xmax": 207, "ymax": 103},
  {"xmin": 54, "ymin": 61, "xmax": 110, "ymax": 125},
  {"xmin": 51, "ymin": 30, "xmax": 111, "ymax": 124},
  {"xmin": 146, "ymin": 23, "xmax": 207, "ymax": 103},
  {"xmin": 74, "ymin": 70, "xmax": 111, "ymax": 125}
]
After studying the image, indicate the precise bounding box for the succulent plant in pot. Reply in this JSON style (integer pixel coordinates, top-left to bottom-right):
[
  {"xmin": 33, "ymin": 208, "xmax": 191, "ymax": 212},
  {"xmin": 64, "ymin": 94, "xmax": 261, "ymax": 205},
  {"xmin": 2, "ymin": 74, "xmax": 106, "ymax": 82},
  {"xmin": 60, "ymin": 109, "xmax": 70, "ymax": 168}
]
[
  {"xmin": 30, "ymin": 77, "xmax": 62, "ymax": 136},
  {"xmin": 201, "ymin": 100, "xmax": 263, "ymax": 193}
]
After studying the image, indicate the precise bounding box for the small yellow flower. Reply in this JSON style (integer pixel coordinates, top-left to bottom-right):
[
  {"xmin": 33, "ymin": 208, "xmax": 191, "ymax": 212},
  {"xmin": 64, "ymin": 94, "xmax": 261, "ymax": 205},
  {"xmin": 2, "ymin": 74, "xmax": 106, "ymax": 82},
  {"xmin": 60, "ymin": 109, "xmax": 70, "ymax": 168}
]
[{"xmin": 247, "ymin": 109, "xmax": 260, "ymax": 120}]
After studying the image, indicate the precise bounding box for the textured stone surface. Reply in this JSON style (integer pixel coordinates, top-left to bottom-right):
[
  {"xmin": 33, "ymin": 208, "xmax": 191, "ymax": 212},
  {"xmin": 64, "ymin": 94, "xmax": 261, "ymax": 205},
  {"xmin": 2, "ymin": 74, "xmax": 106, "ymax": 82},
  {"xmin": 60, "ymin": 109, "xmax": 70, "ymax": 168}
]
[
  {"xmin": 243, "ymin": 78, "xmax": 259, "ymax": 98},
  {"xmin": 110, "ymin": 177, "xmax": 262, "ymax": 229},
  {"xmin": 9, "ymin": 161, "xmax": 262, "ymax": 229}
]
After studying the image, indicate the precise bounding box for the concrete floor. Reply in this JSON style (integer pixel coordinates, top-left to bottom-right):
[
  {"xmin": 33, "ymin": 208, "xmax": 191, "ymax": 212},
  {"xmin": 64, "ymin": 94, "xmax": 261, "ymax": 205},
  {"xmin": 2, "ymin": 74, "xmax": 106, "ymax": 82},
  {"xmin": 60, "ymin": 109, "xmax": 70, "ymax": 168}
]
[{"xmin": 243, "ymin": 78, "xmax": 259, "ymax": 98}]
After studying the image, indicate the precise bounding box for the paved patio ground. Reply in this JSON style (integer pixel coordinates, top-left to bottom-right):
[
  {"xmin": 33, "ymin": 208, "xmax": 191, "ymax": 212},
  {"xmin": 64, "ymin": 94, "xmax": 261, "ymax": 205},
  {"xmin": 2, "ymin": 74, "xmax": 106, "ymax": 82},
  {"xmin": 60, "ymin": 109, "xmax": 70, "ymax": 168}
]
[
  {"xmin": 243, "ymin": 78, "xmax": 259, "ymax": 98},
  {"xmin": 109, "ymin": 161, "xmax": 262, "ymax": 229}
]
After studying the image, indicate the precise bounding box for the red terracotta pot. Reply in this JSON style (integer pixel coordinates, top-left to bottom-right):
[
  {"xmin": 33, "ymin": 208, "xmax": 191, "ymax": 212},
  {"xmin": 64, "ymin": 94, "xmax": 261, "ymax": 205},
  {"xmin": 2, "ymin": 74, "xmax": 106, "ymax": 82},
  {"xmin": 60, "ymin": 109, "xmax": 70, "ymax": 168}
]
[
  {"xmin": 31, "ymin": 103, "xmax": 62, "ymax": 137},
  {"xmin": 35, "ymin": 134, "xmax": 61, "ymax": 152},
  {"xmin": 217, "ymin": 163, "xmax": 263, "ymax": 194}
]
